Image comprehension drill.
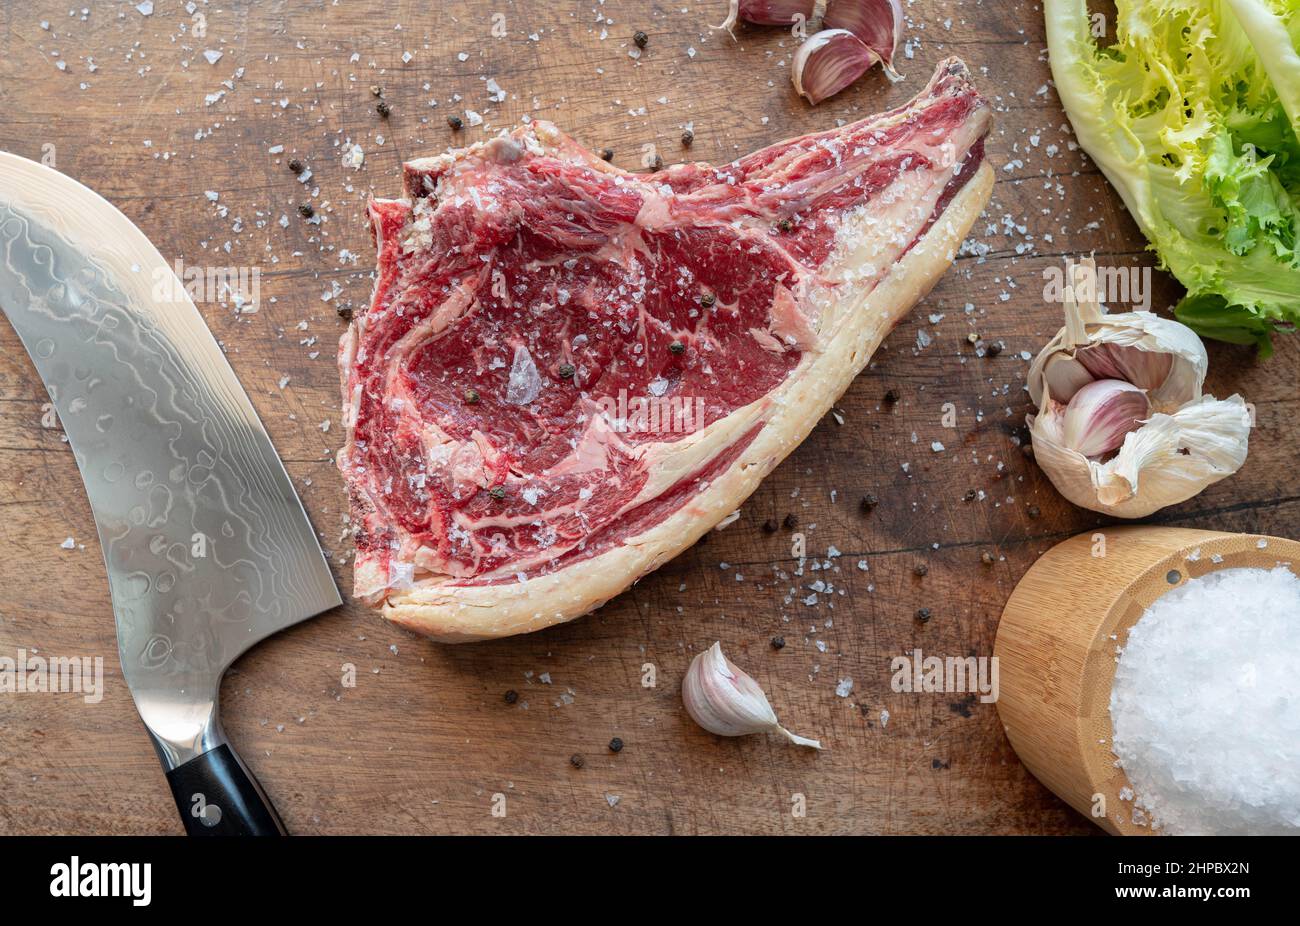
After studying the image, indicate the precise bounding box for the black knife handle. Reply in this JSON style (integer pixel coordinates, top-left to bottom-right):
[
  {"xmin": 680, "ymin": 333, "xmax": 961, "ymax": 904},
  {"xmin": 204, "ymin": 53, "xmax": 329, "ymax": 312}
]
[{"xmin": 164, "ymin": 743, "xmax": 287, "ymax": 836}]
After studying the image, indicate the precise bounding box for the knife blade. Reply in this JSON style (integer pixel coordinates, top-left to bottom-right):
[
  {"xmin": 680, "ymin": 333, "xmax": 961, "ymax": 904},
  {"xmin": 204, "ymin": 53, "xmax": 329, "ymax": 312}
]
[{"xmin": 0, "ymin": 151, "xmax": 341, "ymax": 835}]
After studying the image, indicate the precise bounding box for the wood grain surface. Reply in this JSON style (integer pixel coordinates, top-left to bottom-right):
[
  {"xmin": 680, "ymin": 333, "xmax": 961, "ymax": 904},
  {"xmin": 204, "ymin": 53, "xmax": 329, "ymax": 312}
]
[{"xmin": 0, "ymin": 0, "xmax": 1295, "ymax": 835}]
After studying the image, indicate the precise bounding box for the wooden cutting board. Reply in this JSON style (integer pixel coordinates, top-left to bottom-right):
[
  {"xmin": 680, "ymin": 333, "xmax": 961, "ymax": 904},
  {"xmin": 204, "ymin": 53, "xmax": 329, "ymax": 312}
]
[{"xmin": 0, "ymin": 0, "xmax": 1294, "ymax": 835}]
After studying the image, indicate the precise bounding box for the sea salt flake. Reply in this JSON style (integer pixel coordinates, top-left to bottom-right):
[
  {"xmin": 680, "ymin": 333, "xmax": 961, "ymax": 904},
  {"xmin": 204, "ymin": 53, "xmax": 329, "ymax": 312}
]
[
  {"xmin": 342, "ymin": 143, "xmax": 365, "ymax": 169},
  {"xmin": 505, "ymin": 345, "xmax": 541, "ymax": 405}
]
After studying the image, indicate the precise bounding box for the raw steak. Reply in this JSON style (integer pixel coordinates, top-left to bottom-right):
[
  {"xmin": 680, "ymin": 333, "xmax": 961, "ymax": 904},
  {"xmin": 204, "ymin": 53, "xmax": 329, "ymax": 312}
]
[{"xmin": 339, "ymin": 57, "xmax": 992, "ymax": 641}]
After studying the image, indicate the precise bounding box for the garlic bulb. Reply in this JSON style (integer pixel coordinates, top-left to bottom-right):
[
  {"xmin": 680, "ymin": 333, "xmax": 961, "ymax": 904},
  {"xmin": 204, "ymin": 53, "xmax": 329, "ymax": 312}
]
[
  {"xmin": 1027, "ymin": 258, "xmax": 1251, "ymax": 518},
  {"xmin": 682, "ymin": 642, "xmax": 823, "ymax": 748}
]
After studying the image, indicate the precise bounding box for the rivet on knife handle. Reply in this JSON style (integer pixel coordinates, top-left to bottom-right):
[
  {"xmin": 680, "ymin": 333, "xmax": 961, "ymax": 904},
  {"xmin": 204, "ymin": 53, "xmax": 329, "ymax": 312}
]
[{"xmin": 164, "ymin": 744, "xmax": 287, "ymax": 837}]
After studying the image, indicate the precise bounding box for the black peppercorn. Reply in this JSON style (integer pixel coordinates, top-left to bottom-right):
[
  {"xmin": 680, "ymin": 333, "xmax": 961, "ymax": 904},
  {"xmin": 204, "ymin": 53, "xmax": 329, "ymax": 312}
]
[
  {"xmin": 337, "ymin": 306, "xmax": 354, "ymax": 322},
  {"xmin": 860, "ymin": 493, "xmax": 879, "ymax": 512},
  {"xmin": 600, "ymin": 148, "xmax": 614, "ymax": 161},
  {"xmin": 1026, "ymin": 504, "xmax": 1041, "ymax": 518},
  {"xmin": 783, "ymin": 513, "xmax": 798, "ymax": 530},
  {"xmin": 883, "ymin": 389, "xmax": 899, "ymax": 404},
  {"xmin": 288, "ymin": 157, "xmax": 305, "ymax": 174},
  {"xmin": 608, "ymin": 737, "xmax": 624, "ymax": 753},
  {"xmin": 777, "ymin": 218, "xmax": 793, "ymax": 232},
  {"xmin": 298, "ymin": 202, "xmax": 314, "ymax": 218},
  {"xmin": 700, "ymin": 292, "xmax": 716, "ymax": 308},
  {"xmin": 447, "ymin": 114, "xmax": 464, "ymax": 130},
  {"xmin": 668, "ymin": 340, "xmax": 685, "ymax": 354},
  {"xmin": 464, "ymin": 388, "xmax": 480, "ymax": 405},
  {"xmin": 762, "ymin": 518, "xmax": 778, "ymax": 533},
  {"xmin": 981, "ymin": 551, "xmax": 996, "ymax": 565},
  {"xmin": 633, "ymin": 30, "xmax": 648, "ymax": 48},
  {"xmin": 570, "ymin": 754, "xmax": 585, "ymax": 769},
  {"xmin": 914, "ymin": 564, "xmax": 928, "ymax": 577},
  {"xmin": 558, "ymin": 362, "xmax": 576, "ymax": 378},
  {"xmin": 915, "ymin": 607, "xmax": 932, "ymax": 623},
  {"xmin": 376, "ymin": 100, "xmax": 391, "ymax": 118},
  {"xmin": 504, "ymin": 689, "xmax": 519, "ymax": 704},
  {"xmin": 963, "ymin": 489, "xmax": 977, "ymax": 502},
  {"xmin": 649, "ymin": 154, "xmax": 663, "ymax": 171},
  {"xmin": 681, "ymin": 128, "xmax": 694, "ymax": 146},
  {"xmin": 771, "ymin": 635, "xmax": 786, "ymax": 650},
  {"xmin": 985, "ymin": 341, "xmax": 1003, "ymax": 357},
  {"xmin": 489, "ymin": 485, "xmax": 506, "ymax": 500}
]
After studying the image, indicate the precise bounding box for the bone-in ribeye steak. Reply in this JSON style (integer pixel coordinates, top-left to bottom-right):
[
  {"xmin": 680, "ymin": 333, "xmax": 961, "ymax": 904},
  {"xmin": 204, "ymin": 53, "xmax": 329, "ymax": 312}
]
[{"xmin": 339, "ymin": 57, "xmax": 992, "ymax": 641}]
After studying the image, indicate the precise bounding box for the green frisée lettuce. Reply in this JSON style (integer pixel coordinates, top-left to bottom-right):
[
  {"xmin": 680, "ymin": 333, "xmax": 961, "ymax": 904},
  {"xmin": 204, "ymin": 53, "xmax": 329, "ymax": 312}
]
[{"xmin": 1045, "ymin": 0, "xmax": 1300, "ymax": 354}]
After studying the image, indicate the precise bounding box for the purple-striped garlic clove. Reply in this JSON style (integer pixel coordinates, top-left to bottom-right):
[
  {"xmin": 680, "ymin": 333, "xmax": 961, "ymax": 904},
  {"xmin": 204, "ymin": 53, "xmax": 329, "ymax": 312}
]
[
  {"xmin": 1076, "ymin": 341, "xmax": 1174, "ymax": 394},
  {"xmin": 822, "ymin": 0, "xmax": 904, "ymax": 81},
  {"xmin": 682, "ymin": 642, "xmax": 823, "ymax": 748},
  {"xmin": 792, "ymin": 29, "xmax": 880, "ymax": 105},
  {"xmin": 1061, "ymin": 378, "xmax": 1150, "ymax": 458}
]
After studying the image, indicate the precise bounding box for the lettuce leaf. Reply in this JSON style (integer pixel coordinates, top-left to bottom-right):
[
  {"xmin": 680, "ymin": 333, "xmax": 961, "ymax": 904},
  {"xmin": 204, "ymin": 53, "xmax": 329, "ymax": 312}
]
[
  {"xmin": 1045, "ymin": 0, "xmax": 1300, "ymax": 352},
  {"xmin": 1174, "ymin": 292, "xmax": 1277, "ymax": 355}
]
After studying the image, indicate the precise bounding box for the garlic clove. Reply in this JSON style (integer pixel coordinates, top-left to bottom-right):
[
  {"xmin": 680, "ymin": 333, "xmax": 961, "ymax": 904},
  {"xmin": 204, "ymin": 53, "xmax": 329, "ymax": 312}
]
[
  {"xmin": 1061, "ymin": 379, "xmax": 1150, "ymax": 458},
  {"xmin": 1071, "ymin": 342, "xmax": 1125, "ymax": 381},
  {"xmin": 1042, "ymin": 353, "xmax": 1095, "ymax": 404},
  {"xmin": 716, "ymin": 0, "xmax": 817, "ymax": 34},
  {"xmin": 1076, "ymin": 341, "xmax": 1173, "ymax": 394},
  {"xmin": 792, "ymin": 29, "xmax": 880, "ymax": 105},
  {"xmin": 682, "ymin": 642, "xmax": 823, "ymax": 748},
  {"xmin": 822, "ymin": 0, "xmax": 904, "ymax": 81}
]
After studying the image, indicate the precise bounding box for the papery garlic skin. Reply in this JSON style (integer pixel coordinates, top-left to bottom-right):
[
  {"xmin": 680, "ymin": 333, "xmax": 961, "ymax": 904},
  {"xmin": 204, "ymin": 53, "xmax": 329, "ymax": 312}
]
[
  {"xmin": 1026, "ymin": 257, "xmax": 1250, "ymax": 518},
  {"xmin": 682, "ymin": 642, "xmax": 823, "ymax": 748},
  {"xmin": 792, "ymin": 29, "xmax": 880, "ymax": 105},
  {"xmin": 1031, "ymin": 396, "xmax": 1251, "ymax": 517},
  {"xmin": 1096, "ymin": 396, "xmax": 1251, "ymax": 510}
]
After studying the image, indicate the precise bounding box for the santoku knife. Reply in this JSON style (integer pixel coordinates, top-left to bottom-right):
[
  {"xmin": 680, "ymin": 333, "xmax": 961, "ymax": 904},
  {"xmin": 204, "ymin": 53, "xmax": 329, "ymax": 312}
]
[{"xmin": 0, "ymin": 152, "xmax": 341, "ymax": 835}]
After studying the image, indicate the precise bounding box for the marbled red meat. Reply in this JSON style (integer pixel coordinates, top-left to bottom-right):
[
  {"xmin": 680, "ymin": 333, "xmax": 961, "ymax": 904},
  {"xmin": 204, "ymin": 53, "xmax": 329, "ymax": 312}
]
[{"xmin": 338, "ymin": 58, "xmax": 992, "ymax": 638}]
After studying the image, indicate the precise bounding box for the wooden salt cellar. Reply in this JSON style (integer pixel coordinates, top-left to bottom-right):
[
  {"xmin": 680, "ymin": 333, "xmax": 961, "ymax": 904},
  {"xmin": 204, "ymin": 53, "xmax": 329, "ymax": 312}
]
[{"xmin": 994, "ymin": 526, "xmax": 1300, "ymax": 835}]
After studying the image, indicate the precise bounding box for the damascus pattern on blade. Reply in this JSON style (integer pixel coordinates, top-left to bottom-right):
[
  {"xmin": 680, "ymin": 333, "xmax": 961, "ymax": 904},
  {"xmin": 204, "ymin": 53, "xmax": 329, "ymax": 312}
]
[{"xmin": 0, "ymin": 196, "xmax": 338, "ymax": 706}]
